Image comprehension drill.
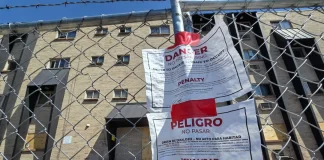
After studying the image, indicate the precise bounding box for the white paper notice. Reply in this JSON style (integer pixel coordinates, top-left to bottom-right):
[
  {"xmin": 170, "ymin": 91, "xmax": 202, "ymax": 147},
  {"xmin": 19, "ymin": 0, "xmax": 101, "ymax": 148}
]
[
  {"xmin": 142, "ymin": 18, "xmax": 251, "ymax": 113},
  {"xmin": 147, "ymin": 99, "xmax": 262, "ymax": 160}
]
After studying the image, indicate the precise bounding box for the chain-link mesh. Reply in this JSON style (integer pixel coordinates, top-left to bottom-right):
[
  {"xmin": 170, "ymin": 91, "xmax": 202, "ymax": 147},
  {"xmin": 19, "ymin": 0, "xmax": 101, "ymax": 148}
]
[{"xmin": 1, "ymin": 3, "xmax": 324, "ymax": 160}]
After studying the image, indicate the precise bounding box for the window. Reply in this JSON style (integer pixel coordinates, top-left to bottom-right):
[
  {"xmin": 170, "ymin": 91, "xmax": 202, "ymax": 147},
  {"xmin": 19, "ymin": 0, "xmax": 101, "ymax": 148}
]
[
  {"xmin": 49, "ymin": 58, "xmax": 70, "ymax": 68},
  {"xmin": 114, "ymin": 89, "xmax": 128, "ymax": 99},
  {"xmin": 23, "ymin": 133, "xmax": 47, "ymax": 151},
  {"xmin": 252, "ymin": 84, "xmax": 273, "ymax": 96},
  {"xmin": 95, "ymin": 28, "xmax": 108, "ymax": 35},
  {"xmin": 193, "ymin": 23, "xmax": 213, "ymax": 32},
  {"xmin": 37, "ymin": 91, "xmax": 54, "ymax": 105},
  {"xmin": 292, "ymin": 47, "xmax": 306, "ymax": 57},
  {"xmin": 117, "ymin": 55, "xmax": 130, "ymax": 64},
  {"xmin": 239, "ymin": 33, "xmax": 251, "ymax": 40},
  {"xmin": 85, "ymin": 90, "xmax": 100, "ymax": 99},
  {"xmin": 271, "ymin": 20, "xmax": 292, "ymax": 30},
  {"xmin": 260, "ymin": 103, "xmax": 274, "ymax": 111},
  {"xmin": 249, "ymin": 65, "xmax": 261, "ymax": 72},
  {"xmin": 243, "ymin": 50, "xmax": 261, "ymax": 61},
  {"xmin": 150, "ymin": 26, "xmax": 170, "ymax": 35},
  {"xmin": 2, "ymin": 60, "xmax": 17, "ymax": 72},
  {"xmin": 91, "ymin": 56, "xmax": 104, "ymax": 65},
  {"xmin": 57, "ymin": 30, "xmax": 77, "ymax": 39},
  {"xmin": 273, "ymin": 149, "xmax": 291, "ymax": 159},
  {"xmin": 120, "ymin": 27, "xmax": 131, "ymax": 34},
  {"xmin": 237, "ymin": 22, "xmax": 250, "ymax": 31},
  {"xmin": 302, "ymin": 81, "xmax": 323, "ymax": 94},
  {"xmin": 273, "ymin": 150, "xmax": 285, "ymax": 156}
]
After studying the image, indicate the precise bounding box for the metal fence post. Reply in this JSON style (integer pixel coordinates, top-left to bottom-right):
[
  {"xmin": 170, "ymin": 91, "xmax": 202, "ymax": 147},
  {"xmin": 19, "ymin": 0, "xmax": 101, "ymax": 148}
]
[
  {"xmin": 183, "ymin": 12, "xmax": 193, "ymax": 32},
  {"xmin": 170, "ymin": 0, "xmax": 184, "ymax": 34}
]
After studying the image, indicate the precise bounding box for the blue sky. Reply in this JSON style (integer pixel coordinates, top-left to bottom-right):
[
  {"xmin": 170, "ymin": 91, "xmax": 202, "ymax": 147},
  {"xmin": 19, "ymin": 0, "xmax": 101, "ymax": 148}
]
[{"xmin": 0, "ymin": 0, "xmax": 170, "ymax": 23}]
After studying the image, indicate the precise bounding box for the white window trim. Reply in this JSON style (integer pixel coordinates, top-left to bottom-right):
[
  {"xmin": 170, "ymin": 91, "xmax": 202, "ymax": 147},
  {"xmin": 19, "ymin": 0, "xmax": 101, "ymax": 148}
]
[
  {"xmin": 113, "ymin": 89, "xmax": 128, "ymax": 99},
  {"xmin": 150, "ymin": 26, "xmax": 170, "ymax": 35},
  {"xmin": 56, "ymin": 30, "xmax": 76, "ymax": 39},
  {"xmin": 95, "ymin": 28, "xmax": 108, "ymax": 35},
  {"xmin": 117, "ymin": 55, "xmax": 130, "ymax": 64},
  {"xmin": 119, "ymin": 27, "xmax": 132, "ymax": 34},
  {"xmin": 85, "ymin": 90, "xmax": 100, "ymax": 100},
  {"xmin": 91, "ymin": 56, "xmax": 104, "ymax": 65},
  {"xmin": 47, "ymin": 58, "xmax": 70, "ymax": 69}
]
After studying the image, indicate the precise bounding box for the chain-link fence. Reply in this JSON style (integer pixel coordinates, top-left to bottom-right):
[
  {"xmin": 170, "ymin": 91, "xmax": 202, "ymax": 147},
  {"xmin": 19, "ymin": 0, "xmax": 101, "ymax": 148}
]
[{"xmin": 1, "ymin": 1, "xmax": 324, "ymax": 160}]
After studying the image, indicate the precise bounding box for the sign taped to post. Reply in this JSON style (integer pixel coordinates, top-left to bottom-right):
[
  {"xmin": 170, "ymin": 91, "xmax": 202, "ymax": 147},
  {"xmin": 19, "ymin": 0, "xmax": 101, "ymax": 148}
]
[
  {"xmin": 142, "ymin": 17, "xmax": 251, "ymax": 113},
  {"xmin": 147, "ymin": 99, "xmax": 262, "ymax": 160}
]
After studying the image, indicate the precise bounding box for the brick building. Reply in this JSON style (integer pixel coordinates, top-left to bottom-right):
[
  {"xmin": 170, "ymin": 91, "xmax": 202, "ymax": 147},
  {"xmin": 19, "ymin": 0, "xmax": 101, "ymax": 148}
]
[{"xmin": 0, "ymin": 9, "xmax": 324, "ymax": 160}]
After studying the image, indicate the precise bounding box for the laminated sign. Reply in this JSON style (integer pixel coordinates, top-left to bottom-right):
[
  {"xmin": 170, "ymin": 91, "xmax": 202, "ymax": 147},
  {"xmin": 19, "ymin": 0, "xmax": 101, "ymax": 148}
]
[
  {"xmin": 142, "ymin": 18, "xmax": 252, "ymax": 113},
  {"xmin": 147, "ymin": 99, "xmax": 262, "ymax": 160}
]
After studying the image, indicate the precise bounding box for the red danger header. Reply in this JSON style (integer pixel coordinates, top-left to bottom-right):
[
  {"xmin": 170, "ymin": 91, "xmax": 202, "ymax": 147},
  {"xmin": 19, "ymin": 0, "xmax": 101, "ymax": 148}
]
[{"xmin": 171, "ymin": 98, "xmax": 217, "ymax": 122}]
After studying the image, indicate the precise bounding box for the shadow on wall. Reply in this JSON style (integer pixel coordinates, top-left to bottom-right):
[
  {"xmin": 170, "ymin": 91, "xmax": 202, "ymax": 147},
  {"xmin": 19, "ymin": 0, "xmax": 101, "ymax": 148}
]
[
  {"xmin": 85, "ymin": 131, "xmax": 109, "ymax": 160},
  {"xmin": 0, "ymin": 33, "xmax": 37, "ymax": 159}
]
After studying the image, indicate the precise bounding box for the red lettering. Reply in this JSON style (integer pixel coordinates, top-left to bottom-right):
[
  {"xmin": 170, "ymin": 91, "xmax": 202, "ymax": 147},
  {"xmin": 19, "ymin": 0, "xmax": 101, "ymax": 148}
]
[
  {"xmin": 192, "ymin": 118, "xmax": 195, "ymax": 127},
  {"xmin": 173, "ymin": 52, "xmax": 179, "ymax": 60},
  {"xmin": 184, "ymin": 119, "xmax": 191, "ymax": 127},
  {"xmin": 178, "ymin": 120, "xmax": 184, "ymax": 128},
  {"xmin": 165, "ymin": 55, "xmax": 172, "ymax": 61},
  {"xmin": 194, "ymin": 49, "xmax": 200, "ymax": 55},
  {"xmin": 171, "ymin": 118, "xmax": 222, "ymax": 129},
  {"xmin": 200, "ymin": 46, "xmax": 207, "ymax": 54},
  {"xmin": 196, "ymin": 119, "xmax": 203, "ymax": 127},
  {"xmin": 213, "ymin": 118, "xmax": 222, "ymax": 126},
  {"xmin": 171, "ymin": 121, "xmax": 177, "ymax": 129},
  {"xmin": 179, "ymin": 48, "xmax": 186, "ymax": 55},
  {"xmin": 204, "ymin": 119, "xmax": 212, "ymax": 127}
]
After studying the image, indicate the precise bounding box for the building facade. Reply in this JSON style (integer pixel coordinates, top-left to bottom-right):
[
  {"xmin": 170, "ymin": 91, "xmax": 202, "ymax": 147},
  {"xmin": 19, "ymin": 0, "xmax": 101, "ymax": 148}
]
[{"xmin": 0, "ymin": 9, "xmax": 323, "ymax": 160}]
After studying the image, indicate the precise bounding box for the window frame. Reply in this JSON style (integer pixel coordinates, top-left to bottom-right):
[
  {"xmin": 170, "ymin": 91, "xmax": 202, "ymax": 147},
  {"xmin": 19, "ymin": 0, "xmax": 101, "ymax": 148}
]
[
  {"xmin": 85, "ymin": 90, "xmax": 100, "ymax": 100},
  {"xmin": 243, "ymin": 50, "xmax": 261, "ymax": 61},
  {"xmin": 259, "ymin": 103, "xmax": 274, "ymax": 111},
  {"xmin": 237, "ymin": 22, "xmax": 251, "ymax": 31},
  {"xmin": 292, "ymin": 47, "xmax": 307, "ymax": 58},
  {"xmin": 271, "ymin": 20, "xmax": 292, "ymax": 30},
  {"xmin": 36, "ymin": 91, "xmax": 55, "ymax": 106},
  {"xmin": 91, "ymin": 56, "xmax": 104, "ymax": 65},
  {"xmin": 23, "ymin": 133, "xmax": 47, "ymax": 151},
  {"xmin": 2, "ymin": 60, "xmax": 17, "ymax": 72},
  {"xmin": 249, "ymin": 64, "xmax": 261, "ymax": 72},
  {"xmin": 119, "ymin": 27, "xmax": 132, "ymax": 34},
  {"xmin": 302, "ymin": 81, "xmax": 323, "ymax": 95},
  {"xmin": 150, "ymin": 25, "xmax": 170, "ymax": 35},
  {"xmin": 116, "ymin": 55, "xmax": 130, "ymax": 65},
  {"xmin": 113, "ymin": 89, "xmax": 128, "ymax": 99},
  {"xmin": 193, "ymin": 23, "xmax": 214, "ymax": 33},
  {"xmin": 48, "ymin": 58, "xmax": 70, "ymax": 69},
  {"xmin": 239, "ymin": 32, "xmax": 251, "ymax": 40},
  {"xmin": 57, "ymin": 30, "xmax": 77, "ymax": 39},
  {"xmin": 252, "ymin": 84, "xmax": 274, "ymax": 97},
  {"xmin": 95, "ymin": 28, "xmax": 108, "ymax": 35}
]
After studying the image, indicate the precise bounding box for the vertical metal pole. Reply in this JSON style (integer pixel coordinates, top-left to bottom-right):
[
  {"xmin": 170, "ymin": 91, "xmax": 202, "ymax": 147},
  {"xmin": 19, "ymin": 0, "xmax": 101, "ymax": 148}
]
[
  {"xmin": 170, "ymin": 0, "xmax": 184, "ymax": 34},
  {"xmin": 183, "ymin": 12, "xmax": 193, "ymax": 32}
]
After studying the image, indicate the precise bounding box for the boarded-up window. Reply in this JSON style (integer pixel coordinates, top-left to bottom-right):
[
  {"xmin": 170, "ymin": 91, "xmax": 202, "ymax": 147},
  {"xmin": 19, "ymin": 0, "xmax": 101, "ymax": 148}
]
[
  {"xmin": 319, "ymin": 122, "xmax": 324, "ymax": 135},
  {"xmin": 23, "ymin": 133, "xmax": 47, "ymax": 151},
  {"xmin": 263, "ymin": 124, "xmax": 288, "ymax": 142},
  {"xmin": 114, "ymin": 127, "xmax": 151, "ymax": 160}
]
